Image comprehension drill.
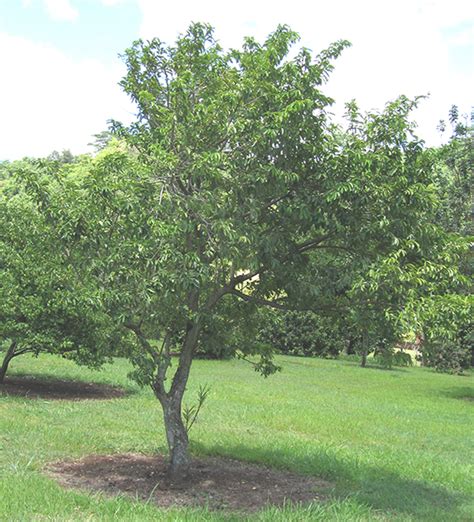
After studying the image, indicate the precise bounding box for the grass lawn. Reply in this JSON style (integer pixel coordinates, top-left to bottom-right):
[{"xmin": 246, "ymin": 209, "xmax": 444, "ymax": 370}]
[{"xmin": 0, "ymin": 354, "xmax": 472, "ymax": 521}]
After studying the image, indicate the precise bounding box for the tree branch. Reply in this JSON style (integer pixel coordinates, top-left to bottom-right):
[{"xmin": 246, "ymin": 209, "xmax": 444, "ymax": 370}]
[
  {"xmin": 230, "ymin": 289, "xmax": 292, "ymax": 311},
  {"xmin": 124, "ymin": 322, "xmax": 160, "ymax": 364},
  {"xmin": 231, "ymin": 288, "xmax": 347, "ymax": 314},
  {"xmin": 295, "ymin": 234, "xmax": 332, "ymax": 254},
  {"xmin": 230, "ymin": 269, "xmax": 262, "ymax": 287}
]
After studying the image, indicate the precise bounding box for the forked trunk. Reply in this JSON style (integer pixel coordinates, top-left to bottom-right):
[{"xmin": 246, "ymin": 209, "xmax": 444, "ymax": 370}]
[
  {"xmin": 0, "ymin": 341, "xmax": 17, "ymax": 384},
  {"xmin": 161, "ymin": 397, "xmax": 190, "ymax": 480},
  {"xmin": 152, "ymin": 303, "xmax": 201, "ymax": 481}
]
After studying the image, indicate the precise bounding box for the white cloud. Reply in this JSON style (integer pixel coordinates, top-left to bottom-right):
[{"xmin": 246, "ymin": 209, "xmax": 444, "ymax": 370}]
[
  {"xmin": 446, "ymin": 26, "xmax": 474, "ymax": 47},
  {"xmin": 21, "ymin": 0, "xmax": 125, "ymax": 19},
  {"xmin": 100, "ymin": 0, "xmax": 125, "ymax": 6},
  {"xmin": 137, "ymin": 0, "xmax": 473, "ymax": 145},
  {"xmin": 417, "ymin": 0, "xmax": 474, "ymax": 28},
  {"xmin": 44, "ymin": 0, "xmax": 79, "ymax": 22},
  {"xmin": 3, "ymin": 0, "xmax": 471, "ymax": 159},
  {"xmin": 0, "ymin": 32, "xmax": 133, "ymax": 160}
]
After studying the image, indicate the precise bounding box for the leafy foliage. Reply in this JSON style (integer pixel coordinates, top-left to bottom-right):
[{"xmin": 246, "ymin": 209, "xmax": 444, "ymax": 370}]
[
  {"xmin": 420, "ymin": 330, "xmax": 473, "ymax": 374},
  {"xmin": 0, "ymin": 159, "xmax": 131, "ymax": 381},
  {"xmin": 259, "ymin": 310, "xmax": 345, "ymax": 358},
  {"xmin": 417, "ymin": 106, "xmax": 474, "ymax": 372},
  {"xmin": 373, "ymin": 349, "xmax": 414, "ymax": 369}
]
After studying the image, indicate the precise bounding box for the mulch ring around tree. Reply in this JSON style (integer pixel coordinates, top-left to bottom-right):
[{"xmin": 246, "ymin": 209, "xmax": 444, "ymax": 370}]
[
  {"xmin": 0, "ymin": 376, "xmax": 126, "ymax": 400},
  {"xmin": 46, "ymin": 453, "xmax": 331, "ymax": 513}
]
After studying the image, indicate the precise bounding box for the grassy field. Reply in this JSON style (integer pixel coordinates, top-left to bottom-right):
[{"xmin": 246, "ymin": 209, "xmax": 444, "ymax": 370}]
[{"xmin": 0, "ymin": 353, "xmax": 472, "ymax": 521}]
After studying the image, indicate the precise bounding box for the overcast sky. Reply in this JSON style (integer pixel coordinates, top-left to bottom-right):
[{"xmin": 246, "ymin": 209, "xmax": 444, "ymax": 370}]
[{"xmin": 0, "ymin": 0, "xmax": 472, "ymax": 160}]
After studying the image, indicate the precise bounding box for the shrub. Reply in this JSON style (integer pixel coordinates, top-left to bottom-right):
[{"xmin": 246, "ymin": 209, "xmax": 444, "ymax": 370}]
[
  {"xmin": 259, "ymin": 310, "xmax": 345, "ymax": 358},
  {"xmin": 419, "ymin": 326, "xmax": 473, "ymax": 374},
  {"xmin": 374, "ymin": 349, "xmax": 413, "ymax": 369}
]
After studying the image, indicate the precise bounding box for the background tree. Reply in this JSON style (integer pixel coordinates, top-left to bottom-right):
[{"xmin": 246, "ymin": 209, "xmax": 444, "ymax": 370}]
[
  {"xmin": 88, "ymin": 130, "xmax": 114, "ymax": 153},
  {"xmin": 418, "ymin": 106, "xmax": 474, "ymax": 372},
  {"xmin": 259, "ymin": 310, "xmax": 345, "ymax": 358},
  {"xmin": 259, "ymin": 98, "xmax": 469, "ymax": 368},
  {"xmin": 0, "ymin": 159, "xmax": 129, "ymax": 383},
  {"xmin": 47, "ymin": 149, "xmax": 75, "ymax": 164}
]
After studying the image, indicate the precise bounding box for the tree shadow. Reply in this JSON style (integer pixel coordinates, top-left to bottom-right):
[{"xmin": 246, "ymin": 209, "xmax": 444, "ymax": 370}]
[
  {"xmin": 337, "ymin": 359, "xmax": 411, "ymax": 373},
  {"xmin": 190, "ymin": 440, "xmax": 468, "ymax": 520},
  {"xmin": 0, "ymin": 371, "xmax": 133, "ymax": 401},
  {"xmin": 284, "ymin": 357, "xmax": 410, "ymax": 373},
  {"xmin": 440, "ymin": 386, "xmax": 474, "ymax": 402}
]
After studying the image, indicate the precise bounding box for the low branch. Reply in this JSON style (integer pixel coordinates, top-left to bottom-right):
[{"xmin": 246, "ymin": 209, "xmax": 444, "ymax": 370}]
[
  {"xmin": 231, "ymin": 289, "xmax": 347, "ymax": 314},
  {"xmin": 169, "ymin": 290, "xmax": 201, "ymax": 399},
  {"xmin": 295, "ymin": 234, "xmax": 332, "ymax": 254},
  {"xmin": 230, "ymin": 289, "xmax": 292, "ymax": 311},
  {"xmin": 169, "ymin": 322, "xmax": 200, "ymax": 399},
  {"xmin": 154, "ymin": 332, "xmax": 172, "ymax": 399},
  {"xmin": 203, "ymin": 268, "xmax": 265, "ymax": 312},
  {"xmin": 203, "ymin": 235, "xmax": 344, "ymax": 317},
  {"xmin": 124, "ymin": 322, "xmax": 160, "ymax": 364},
  {"xmin": 313, "ymin": 244, "xmax": 355, "ymax": 255},
  {"xmin": 230, "ymin": 269, "xmax": 262, "ymax": 288},
  {"xmin": 12, "ymin": 347, "xmax": 34, "ymax": 357}
]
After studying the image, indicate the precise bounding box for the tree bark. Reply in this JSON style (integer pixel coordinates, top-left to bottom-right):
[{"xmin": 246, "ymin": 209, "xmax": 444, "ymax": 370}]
[
  {"xmin": 129, "ymin": 317, "xmax": 199, "ymax": 481},
  {"xmin": 346, "ymin": 336, "xmax": 356, "ymax": 355},
  {"xmin": 360, "ymin": 330, "xmax": 370, "ymax": 368},
  {"xmin": 153, "ymin": 318, "xmax": 201, "ymax": 480},
  {"xmin": 161, "ymin": 395, "xmax": 190, "ymax": 481},
  {"xmin": 0, "ymin": 341, "xmax": 17, "ymax": 384}
]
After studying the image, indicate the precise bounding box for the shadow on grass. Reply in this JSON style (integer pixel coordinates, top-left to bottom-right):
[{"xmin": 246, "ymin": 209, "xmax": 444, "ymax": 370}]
[
  {"xmin": 441, "ymin": 386, "xmax": 474, "ymax": 402},
  {"xmin": 284, "ymin": 357, "xmax": 408, "ymax": 373},
  {"xmin": 336, "ymin": 359, "xmax": 411, "ymax": 373},
  {"xmin": 0, "ymin": 371, "xmax": 135, "ymax": 401},
  {"xmin": 191, "ymin": 440, "xmax": 467, "ymax": 520}
]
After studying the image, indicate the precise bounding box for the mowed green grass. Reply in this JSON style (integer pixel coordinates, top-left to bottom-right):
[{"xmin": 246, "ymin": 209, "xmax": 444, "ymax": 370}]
[{"xmin": 0, "ymin": 354, "xmax": 472, "ymax": 521}]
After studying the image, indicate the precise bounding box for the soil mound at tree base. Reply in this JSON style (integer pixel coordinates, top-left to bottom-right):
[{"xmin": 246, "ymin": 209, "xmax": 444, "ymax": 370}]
[
  {"xmin": 46, "ymin": 453, "xmax": 330, "ymax": 513},
  {"xmin": 0, "ymin": 376, "xmax": 126, "ymax": 400}
]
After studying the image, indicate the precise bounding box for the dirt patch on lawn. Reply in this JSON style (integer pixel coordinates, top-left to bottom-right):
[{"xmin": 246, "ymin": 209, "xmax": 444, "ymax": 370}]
[
  {"xmin": 0, "ymin": 376, "xmax": 126, "ymax": 400},
  {"xmin": 46, "ymin": 453, "xmax": 330, "ymax": 513}
]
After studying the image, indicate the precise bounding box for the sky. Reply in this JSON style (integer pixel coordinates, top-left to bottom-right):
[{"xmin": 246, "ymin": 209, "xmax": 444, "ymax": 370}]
[{"xmin": 0, "ymin": 0, "xmax": 472, "ymax": 160}]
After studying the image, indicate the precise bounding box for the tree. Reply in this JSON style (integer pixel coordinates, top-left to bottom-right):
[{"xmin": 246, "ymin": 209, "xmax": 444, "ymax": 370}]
[
  {"xmin": 14, "ymin": 24, "xmax": 467, "ymax": 479},
  {"xmin": 419, "ymin": 106, "xmax": 474, "ymax": 372},
  {"xmin": 259, "ymin": 98, "xmax": 469, "ymax": 369},
  {"xmin": 16, "ymin": 25, "xmax": 350, "ymax": 477},
  {"xmin": 88, "ymin": 130, "xmax": 114, "ymax": 153},
  {"xmin": 0, "ymin": 160, "xmax": 129, "ymax": 383},
  {"xmin": 435, "ymin": 105, "xmax": 473, "ymax": 236},
  {"xmin": 47, "ymin": 149, "xmax": 75, "ymax": 164},
  {"xmin": 107, "ymin": 24, "xmax": 354, "ymax": 478}
]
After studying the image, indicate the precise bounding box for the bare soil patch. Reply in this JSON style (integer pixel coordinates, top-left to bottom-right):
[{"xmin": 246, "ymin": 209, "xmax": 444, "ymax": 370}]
[
  {"xmin": 46, "ymin": 453, "xmax": 330, "ymax": 513},
  {"xmin": 0, "ymin": 376, "xmax": 126, "ymax": 400}
]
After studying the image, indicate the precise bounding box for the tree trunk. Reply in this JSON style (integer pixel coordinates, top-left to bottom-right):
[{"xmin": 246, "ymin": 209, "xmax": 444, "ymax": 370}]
[
  {"xmin": 346, "ymin": 336, "xmax": 356, "ymax": 355},
  {"xmin": 161, "ymin": 396, "xmax": 190, "ymax": 481},
  {"xmin": 0, "ymin": 341, "xmax": 17, "ymax": 384},
  {"xmin": 128, "ymin": 322, "xmax": 192, "ymax": 480},
  {"xmin": 154, "ymin": 318, "xmax": 201, "ymax": 481},
  {"xmin": 360, "ymin": 330, "xmax": 370, "ymax": 368}
]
